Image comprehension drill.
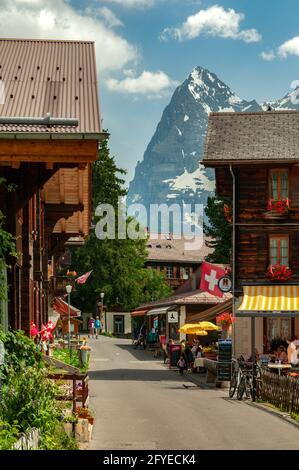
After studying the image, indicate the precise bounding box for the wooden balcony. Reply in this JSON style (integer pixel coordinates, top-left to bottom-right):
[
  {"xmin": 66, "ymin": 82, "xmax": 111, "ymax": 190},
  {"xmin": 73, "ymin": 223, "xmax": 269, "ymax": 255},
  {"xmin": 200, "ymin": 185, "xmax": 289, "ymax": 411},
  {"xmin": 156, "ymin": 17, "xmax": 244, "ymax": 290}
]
[{"xmin": 50, "ymin": 276, "xmax": 76, "ymax": 296}]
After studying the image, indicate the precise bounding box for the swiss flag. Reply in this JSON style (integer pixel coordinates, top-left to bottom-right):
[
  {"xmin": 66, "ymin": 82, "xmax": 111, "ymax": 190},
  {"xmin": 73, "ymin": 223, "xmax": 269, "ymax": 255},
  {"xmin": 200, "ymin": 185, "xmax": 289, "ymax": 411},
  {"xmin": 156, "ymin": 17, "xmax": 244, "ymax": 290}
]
[{"xmin": 200, "ymin": 262, "xmax": 226, "ymax": 298}]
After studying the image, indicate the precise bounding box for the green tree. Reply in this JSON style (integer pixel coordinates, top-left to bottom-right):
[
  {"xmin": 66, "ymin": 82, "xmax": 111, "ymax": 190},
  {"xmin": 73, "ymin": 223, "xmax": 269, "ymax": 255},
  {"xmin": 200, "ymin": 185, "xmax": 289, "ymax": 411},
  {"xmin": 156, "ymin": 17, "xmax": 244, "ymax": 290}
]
[
  {"xmin": 204, "ymin": 196, "xmax": 232, "ymax": 264},
  {"xmin": 70, "ymin": 136, "xmax": 171, "ymax": 313}
]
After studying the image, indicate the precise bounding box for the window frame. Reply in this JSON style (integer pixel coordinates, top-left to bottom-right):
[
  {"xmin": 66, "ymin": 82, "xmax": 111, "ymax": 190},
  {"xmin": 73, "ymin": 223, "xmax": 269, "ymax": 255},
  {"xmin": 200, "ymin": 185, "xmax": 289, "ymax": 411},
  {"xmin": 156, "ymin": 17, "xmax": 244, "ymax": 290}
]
[
  {"xmin": 269, "ymin": 234, "xmax": 290, "ymax": 267},
  {"xmin": 166, "ymin": 265, "xmax": 174, "ymax": 279},
  {"xmin": 269, "ymin": 169, "xmax": 289, "ymax": 201}
]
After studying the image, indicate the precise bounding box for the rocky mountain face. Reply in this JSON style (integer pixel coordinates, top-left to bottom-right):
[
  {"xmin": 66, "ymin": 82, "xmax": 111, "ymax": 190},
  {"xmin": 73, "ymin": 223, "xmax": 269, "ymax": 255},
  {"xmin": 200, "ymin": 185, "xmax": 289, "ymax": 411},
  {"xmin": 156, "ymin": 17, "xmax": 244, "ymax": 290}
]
[{"xmin": 127, "ymin": 66, "xmax": 297, "ymax": 231}]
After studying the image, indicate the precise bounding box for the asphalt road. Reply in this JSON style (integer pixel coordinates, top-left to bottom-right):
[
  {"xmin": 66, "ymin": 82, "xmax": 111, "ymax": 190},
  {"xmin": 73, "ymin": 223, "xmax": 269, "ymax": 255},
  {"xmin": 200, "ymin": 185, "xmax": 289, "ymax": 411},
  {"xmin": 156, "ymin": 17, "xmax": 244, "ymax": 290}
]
[{"xmin": 88, "ymin": 336, "xmax": 299, "ymax": 450}]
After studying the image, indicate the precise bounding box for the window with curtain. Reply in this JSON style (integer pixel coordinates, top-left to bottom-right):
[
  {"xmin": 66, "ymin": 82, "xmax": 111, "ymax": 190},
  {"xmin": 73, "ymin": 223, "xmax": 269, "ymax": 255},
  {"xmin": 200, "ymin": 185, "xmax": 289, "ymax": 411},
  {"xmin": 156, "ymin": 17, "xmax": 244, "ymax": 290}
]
[
  {"xmin": 270, "ymin": 170, "xmax": 289, "ymax": 199},
  {"xmin": 269, "ymin": 236, "xmax": 289, "ymax": 266}
]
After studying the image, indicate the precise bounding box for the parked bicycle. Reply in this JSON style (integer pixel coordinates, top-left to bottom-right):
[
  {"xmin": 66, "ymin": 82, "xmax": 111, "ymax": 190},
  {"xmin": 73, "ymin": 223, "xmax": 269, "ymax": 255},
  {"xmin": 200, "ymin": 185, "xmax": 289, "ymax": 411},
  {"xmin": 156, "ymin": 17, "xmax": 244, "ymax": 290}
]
[{"xmin": 229, "ymin": 356, "xmax": 263, "ymax": 400}]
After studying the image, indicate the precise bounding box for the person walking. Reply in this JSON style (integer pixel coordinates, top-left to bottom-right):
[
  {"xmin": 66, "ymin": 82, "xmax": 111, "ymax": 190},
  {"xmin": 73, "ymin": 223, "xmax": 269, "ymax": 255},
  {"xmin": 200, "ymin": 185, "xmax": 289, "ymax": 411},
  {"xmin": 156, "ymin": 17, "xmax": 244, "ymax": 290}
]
[
  {"xmin": 88, "ymin": 317, "xmax": 95, "ymax": 339},
  {"xmin": 94, "ymin": 316, "xmax": 102, "ymax": 339}
]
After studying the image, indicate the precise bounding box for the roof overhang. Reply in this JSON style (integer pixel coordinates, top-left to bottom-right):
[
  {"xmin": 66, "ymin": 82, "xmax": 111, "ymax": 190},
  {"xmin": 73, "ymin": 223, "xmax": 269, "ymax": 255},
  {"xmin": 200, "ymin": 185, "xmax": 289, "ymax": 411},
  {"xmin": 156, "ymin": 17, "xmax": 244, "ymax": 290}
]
[
  {"xmin": 0, "ymin": 132, "xmax": 108, "ymax": 140},
  {"xmin": 203, "ymin": 159, "xmax": 299, "ymax": 167},
  {"xmin": 131, "ymin": 309, "xmax": 149, "ymax": 318},
  {"xmin": 147, "ymin": 305, "xmax": 177, "ymax": 316}
]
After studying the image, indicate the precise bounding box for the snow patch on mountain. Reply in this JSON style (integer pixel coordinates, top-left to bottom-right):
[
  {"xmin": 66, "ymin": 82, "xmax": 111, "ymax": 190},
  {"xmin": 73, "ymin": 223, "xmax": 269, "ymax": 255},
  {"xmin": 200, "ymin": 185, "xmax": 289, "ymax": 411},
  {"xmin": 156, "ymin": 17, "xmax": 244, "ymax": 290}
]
[{"xmin": 164, "ymin": 167, "xmax": 215, "ymax": 194}]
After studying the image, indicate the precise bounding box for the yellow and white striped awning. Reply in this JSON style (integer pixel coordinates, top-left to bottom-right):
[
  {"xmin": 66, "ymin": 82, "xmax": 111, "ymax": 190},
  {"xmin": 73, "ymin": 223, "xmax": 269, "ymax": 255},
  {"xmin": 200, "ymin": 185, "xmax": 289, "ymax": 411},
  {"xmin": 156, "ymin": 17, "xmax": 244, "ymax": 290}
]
[{"xmin": 237, "ymin": 285, "xmax": 299, "ymax": 317}]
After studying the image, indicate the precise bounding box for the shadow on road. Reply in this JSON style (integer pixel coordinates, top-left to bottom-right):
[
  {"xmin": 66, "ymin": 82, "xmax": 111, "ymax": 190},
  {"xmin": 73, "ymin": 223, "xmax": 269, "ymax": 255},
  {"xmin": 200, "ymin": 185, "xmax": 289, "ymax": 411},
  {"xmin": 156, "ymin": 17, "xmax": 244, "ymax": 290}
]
[
  {"xmin": 89, "ymin": 368, "xmax": 183, "ymax": 382},
  {"xmin": 115, "ymin": 343, "xmax": 163, "ymax": 362}
]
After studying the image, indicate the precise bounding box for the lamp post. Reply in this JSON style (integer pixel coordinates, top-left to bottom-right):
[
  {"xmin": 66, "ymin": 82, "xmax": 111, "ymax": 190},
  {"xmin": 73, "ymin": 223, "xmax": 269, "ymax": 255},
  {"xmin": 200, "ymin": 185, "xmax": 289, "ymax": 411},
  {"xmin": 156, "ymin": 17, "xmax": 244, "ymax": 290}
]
[
  {"xmin": 100, "ymin": 292, "xmax": 105, "ymax": 332},
  {"xmin": 66, "ymin": 284, "xmax": 72, "ymax": 352}
]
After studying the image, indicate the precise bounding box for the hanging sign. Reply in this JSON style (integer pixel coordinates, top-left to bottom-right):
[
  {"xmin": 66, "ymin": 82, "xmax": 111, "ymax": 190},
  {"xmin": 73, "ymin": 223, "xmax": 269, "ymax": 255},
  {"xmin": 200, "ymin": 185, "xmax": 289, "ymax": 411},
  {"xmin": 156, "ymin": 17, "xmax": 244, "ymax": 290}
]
[
  {"xmin": 218, "ymin": 275, "xmax": 232, "ymax": 293},
  {"xmin": 168, "ymin": 311, "xmax": 179, "ymax": 323}
]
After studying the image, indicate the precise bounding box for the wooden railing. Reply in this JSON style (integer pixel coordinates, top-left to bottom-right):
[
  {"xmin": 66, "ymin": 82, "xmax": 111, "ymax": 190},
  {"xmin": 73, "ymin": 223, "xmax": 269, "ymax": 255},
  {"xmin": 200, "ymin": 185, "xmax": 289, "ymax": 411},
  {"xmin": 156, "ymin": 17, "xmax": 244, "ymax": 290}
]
[{"xmin": 47, "ymin": 373, "xmax": 89, "ymax": 413}]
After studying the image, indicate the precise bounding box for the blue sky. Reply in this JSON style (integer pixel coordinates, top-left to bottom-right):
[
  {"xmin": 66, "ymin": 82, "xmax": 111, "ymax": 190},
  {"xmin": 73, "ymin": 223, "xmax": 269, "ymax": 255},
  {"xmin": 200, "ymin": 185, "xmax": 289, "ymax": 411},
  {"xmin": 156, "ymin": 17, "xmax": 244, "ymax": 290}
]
[{"xmin": 2, "ymin": 0, "xmax": 299, "ymax": 185}]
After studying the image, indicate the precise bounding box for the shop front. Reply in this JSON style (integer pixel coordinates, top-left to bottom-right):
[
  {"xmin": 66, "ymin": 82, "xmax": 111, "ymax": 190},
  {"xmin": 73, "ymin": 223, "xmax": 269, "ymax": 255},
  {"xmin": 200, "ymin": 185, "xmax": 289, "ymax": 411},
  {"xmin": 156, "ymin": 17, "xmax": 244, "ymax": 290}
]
[
  {"xmin": 146, "ymin": 305, "xmax": 178, "ymax": 346},
  {"xmin": 237, "ymin": 285, "xmax": 299, "ymax": 358}
]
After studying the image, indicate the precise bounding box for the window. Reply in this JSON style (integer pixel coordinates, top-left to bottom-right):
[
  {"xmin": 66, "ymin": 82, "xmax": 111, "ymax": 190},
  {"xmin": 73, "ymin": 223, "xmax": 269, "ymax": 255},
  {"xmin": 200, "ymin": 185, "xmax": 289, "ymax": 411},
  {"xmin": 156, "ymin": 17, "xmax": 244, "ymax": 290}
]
[
  {"xmin": 270, "ymin": 170, "xmax": 289, "ymax": 200},
  {"xmin": 182, "ymin": 267, "xmax": 190, "ymax": 280},
  {"xmin": 166, "ymin": 266, "xmax": 173, "ymax": 279},
  {"xmin": 269, "ymin": 235, "xmax": 289, "ymax": 266}
]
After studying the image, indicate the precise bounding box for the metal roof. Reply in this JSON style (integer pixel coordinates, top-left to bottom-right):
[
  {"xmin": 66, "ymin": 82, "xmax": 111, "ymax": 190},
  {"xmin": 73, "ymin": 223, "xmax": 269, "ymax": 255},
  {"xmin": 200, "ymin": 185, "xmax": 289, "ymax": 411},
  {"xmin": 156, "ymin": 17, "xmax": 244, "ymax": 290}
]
[
  {"xmin": 0, "ymin": 38, "xmax": 101, "ymax": 135},
  {"xmin": 203, "ymin": 110, "xmax": 299, "ymax": 165}
]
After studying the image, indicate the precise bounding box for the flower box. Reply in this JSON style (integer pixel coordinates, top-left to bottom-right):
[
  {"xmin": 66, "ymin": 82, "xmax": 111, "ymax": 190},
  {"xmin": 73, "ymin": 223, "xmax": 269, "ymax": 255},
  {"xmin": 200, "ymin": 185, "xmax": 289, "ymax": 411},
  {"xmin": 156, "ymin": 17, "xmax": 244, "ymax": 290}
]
[{"xmin": 267, "ymin": 264, "xmax": 292, "ymax": 282}]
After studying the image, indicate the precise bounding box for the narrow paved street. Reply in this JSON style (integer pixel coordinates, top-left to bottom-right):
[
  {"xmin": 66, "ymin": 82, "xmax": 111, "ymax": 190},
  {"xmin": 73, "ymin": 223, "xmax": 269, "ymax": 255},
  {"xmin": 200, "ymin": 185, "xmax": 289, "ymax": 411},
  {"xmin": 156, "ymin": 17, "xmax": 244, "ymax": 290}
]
[{"xmin": 88, "ymin": 336, "xmax": 299, "ymax": 450}]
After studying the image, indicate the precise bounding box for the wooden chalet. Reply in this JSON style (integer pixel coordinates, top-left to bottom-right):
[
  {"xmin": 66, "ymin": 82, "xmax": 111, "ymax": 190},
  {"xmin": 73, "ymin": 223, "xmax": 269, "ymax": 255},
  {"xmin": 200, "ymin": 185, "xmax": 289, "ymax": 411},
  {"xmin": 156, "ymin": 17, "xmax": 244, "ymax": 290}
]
[
  {"xmin": 0, "ymin": 39, "xmax": 104, "ymax": 334},
  {"xmin": 203, "ymin": 109, "xmax": 299, "ymax": 356},
  {"xmin": 146, "ymin": 233, "xmax": 212, "ymax": 289}
]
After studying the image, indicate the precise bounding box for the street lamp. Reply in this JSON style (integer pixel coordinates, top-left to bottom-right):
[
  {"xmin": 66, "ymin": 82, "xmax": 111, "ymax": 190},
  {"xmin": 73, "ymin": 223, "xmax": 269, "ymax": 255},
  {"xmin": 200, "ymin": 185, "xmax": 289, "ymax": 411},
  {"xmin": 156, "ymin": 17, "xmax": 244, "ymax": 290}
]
[
  {"xmin": 100, "ymin": 292, "xmax": 105, "ymax": 332},
  {"xmin": 66, "ymin": 284, "xmax": 72, "ymax": 352}
]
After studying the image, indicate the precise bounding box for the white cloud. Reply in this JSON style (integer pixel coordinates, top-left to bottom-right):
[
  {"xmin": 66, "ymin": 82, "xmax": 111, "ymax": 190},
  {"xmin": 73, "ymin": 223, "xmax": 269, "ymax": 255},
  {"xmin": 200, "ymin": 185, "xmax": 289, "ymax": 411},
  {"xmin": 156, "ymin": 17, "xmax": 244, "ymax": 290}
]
[
  {"xmin": 101, "ymin": 0, "xmax": 155, "ymax": 8},
  {"xmin": 106, "ymin": 70, "xmax": 179, "ymax": 98},
  {"xmin": 260, "ymin": 51, "xmax": 275, "ymax": 61},
  {"xmin": 278, "ymin": 36, "xmax": 299, "ymax": 58},
  {"xmin": 0, "ymin": 0, "xmax": 138, "ymax": 73},
  {"xmin": 97, "ymin": 7, "xmax": 123, "ymax": 28},
  {"xmin": 160, "ymin": 5, "xmax": 261, "ymax": 43}
]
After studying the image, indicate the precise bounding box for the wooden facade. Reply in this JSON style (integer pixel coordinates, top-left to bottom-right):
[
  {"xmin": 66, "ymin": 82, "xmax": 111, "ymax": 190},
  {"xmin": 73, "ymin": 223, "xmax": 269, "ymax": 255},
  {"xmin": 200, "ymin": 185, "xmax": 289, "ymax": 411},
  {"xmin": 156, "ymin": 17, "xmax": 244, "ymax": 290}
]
[
  {"xmin": 215, "ymin": 165, "xmax": 299, "ymax": 292},
  {"xmin": 203, "ymin": 110, "xmax": 299, "ymax": 353},
  {"xmin": 0, "ymin": 39, "xmax": 103, "ymax": 334}
]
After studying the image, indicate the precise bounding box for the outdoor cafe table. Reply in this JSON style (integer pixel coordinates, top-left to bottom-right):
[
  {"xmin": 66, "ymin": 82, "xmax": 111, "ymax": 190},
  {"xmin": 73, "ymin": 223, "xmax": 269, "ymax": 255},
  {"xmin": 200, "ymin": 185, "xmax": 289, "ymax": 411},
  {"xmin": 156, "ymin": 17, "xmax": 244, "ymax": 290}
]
[{"xmin": 267, "ymin": 363, "xmax": 292, "ymax": 376}]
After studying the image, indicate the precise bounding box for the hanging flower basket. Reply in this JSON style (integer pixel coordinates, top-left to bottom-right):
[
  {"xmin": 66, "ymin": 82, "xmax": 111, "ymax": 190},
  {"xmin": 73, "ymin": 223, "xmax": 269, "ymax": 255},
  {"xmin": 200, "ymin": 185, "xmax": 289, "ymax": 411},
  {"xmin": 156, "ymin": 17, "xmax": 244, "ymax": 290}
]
[
  {"xmin": 267, "ymin": 264, "xmax": 292, "ymax": 282},
  {"xmin": 216, "ymin": 312, "xmax": 235, "ymax": 330}
]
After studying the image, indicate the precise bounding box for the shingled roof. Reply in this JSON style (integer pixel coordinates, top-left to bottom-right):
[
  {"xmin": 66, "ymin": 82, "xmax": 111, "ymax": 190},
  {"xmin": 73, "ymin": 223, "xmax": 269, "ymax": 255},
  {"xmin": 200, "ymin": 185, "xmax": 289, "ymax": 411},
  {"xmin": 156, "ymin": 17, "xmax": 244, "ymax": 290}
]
[
  {"xmin": 203, "ymin": 110, "xmax": 299, "ymax": 165},
  {"xmin": 0, "ymin": 39, "xmax": 101, "ymax": 136}
]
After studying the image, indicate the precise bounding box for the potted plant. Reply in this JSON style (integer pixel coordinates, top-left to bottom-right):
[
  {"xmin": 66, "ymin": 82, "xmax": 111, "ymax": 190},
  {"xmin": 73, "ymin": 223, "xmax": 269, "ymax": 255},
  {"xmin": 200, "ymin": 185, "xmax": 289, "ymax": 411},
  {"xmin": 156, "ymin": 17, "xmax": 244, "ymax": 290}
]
[
  {"xmin": 216, "ymin": 312, "xmax": 235, "ymax": 331},
  {"xmin": 76, "ymin": 407, "xmax": 94, "ymax": 425},
  {"xmin": 267, "ymin": 264, "xmax": 292, "ymax": 282},
  {"xmin": 79, "ymin": 344, "xmax": 91, "ymax": 367}
]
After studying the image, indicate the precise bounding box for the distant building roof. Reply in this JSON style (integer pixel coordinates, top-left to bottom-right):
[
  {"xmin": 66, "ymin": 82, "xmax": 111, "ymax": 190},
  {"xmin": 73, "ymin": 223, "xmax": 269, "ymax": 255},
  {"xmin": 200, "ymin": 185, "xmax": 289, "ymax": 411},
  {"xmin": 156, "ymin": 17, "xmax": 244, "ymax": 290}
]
[
  {"xmin": 146, "ymin": 233, "xmax": 212, "ymax": 263},
  {"xmin": 137, "ymin": 289, "xmax": 231, "ymax": 310},
  {"xmin": 203, "ymin": 110, "xmax": 299, "ymax": 165},
  {"xmin": 0, "ymin": 39, "xmax": 101, "ymax": 135}
]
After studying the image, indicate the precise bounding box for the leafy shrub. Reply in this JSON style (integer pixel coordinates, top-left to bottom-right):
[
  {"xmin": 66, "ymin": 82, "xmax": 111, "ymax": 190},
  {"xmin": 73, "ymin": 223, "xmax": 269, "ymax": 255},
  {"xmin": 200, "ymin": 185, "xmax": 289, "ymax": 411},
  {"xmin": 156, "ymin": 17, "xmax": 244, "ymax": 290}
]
[
  {"xmin": 0, "ymin": 329, "xmax": 42, "ymax": 379},
  {"xmin": 0, "ymin": 421, "xmax": 20, "ymax": 450},
  {"xmin": 0, "ymin": 366, "xmax": 59, "ymax": 434}
]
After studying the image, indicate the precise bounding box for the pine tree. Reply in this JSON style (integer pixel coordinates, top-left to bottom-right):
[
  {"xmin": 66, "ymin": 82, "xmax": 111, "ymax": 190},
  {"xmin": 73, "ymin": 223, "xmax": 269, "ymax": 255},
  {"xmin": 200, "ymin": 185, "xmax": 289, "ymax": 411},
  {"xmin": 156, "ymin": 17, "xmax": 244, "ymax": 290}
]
[{"xmin": 204, "ymin": 196, "xmax": 232, "ymax": 264}]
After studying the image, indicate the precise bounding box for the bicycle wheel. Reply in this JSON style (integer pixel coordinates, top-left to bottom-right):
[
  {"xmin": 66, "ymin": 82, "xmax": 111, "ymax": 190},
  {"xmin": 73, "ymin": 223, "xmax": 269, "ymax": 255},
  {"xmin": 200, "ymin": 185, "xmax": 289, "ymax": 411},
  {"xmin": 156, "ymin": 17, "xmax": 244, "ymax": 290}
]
[
  {"xmin": 245, "ymin": 374, "xmax": 253, "ymax": 398},
  {"xmin": 237, "ymin": 376, "xmax": 245, "ymax": 400},
  {"xmin": 229, "ymin": 370, "xmax": 238, "ymax": 398}
]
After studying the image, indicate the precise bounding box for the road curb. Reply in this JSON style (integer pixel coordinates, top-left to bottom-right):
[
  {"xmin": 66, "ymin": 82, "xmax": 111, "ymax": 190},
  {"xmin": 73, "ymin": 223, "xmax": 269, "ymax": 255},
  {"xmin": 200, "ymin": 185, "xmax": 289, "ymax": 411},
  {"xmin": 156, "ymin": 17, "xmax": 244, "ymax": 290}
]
[{"xmin": 245, "ymin": 401, "xmax": 299, "ymax": 429}]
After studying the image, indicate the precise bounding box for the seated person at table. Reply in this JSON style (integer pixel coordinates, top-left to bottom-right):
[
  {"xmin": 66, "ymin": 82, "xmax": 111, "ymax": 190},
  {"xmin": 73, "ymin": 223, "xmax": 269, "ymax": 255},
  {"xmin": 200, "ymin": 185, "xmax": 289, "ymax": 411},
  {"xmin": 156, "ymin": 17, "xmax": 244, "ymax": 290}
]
[{"xmin": 277, "ymin": 345, "xmax": 288, "ymax": 364}]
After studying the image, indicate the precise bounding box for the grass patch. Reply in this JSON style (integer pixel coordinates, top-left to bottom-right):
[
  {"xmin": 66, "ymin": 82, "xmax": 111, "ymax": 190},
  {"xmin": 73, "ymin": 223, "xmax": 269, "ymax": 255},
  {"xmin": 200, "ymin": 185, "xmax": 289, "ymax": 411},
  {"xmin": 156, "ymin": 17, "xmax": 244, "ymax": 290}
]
[{"xmin": 53, "ymin": 348, "xmax": 89, "ymax": 373}]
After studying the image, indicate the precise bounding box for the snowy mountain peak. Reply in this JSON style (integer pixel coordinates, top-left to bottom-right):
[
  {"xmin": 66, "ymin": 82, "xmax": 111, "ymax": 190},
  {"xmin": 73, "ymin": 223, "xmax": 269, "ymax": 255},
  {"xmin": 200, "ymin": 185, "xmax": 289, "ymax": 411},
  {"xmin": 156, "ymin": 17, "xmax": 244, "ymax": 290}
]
[{"xmin": 186, "ymin": 65, "xmax": 259, "ymax": 114}]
